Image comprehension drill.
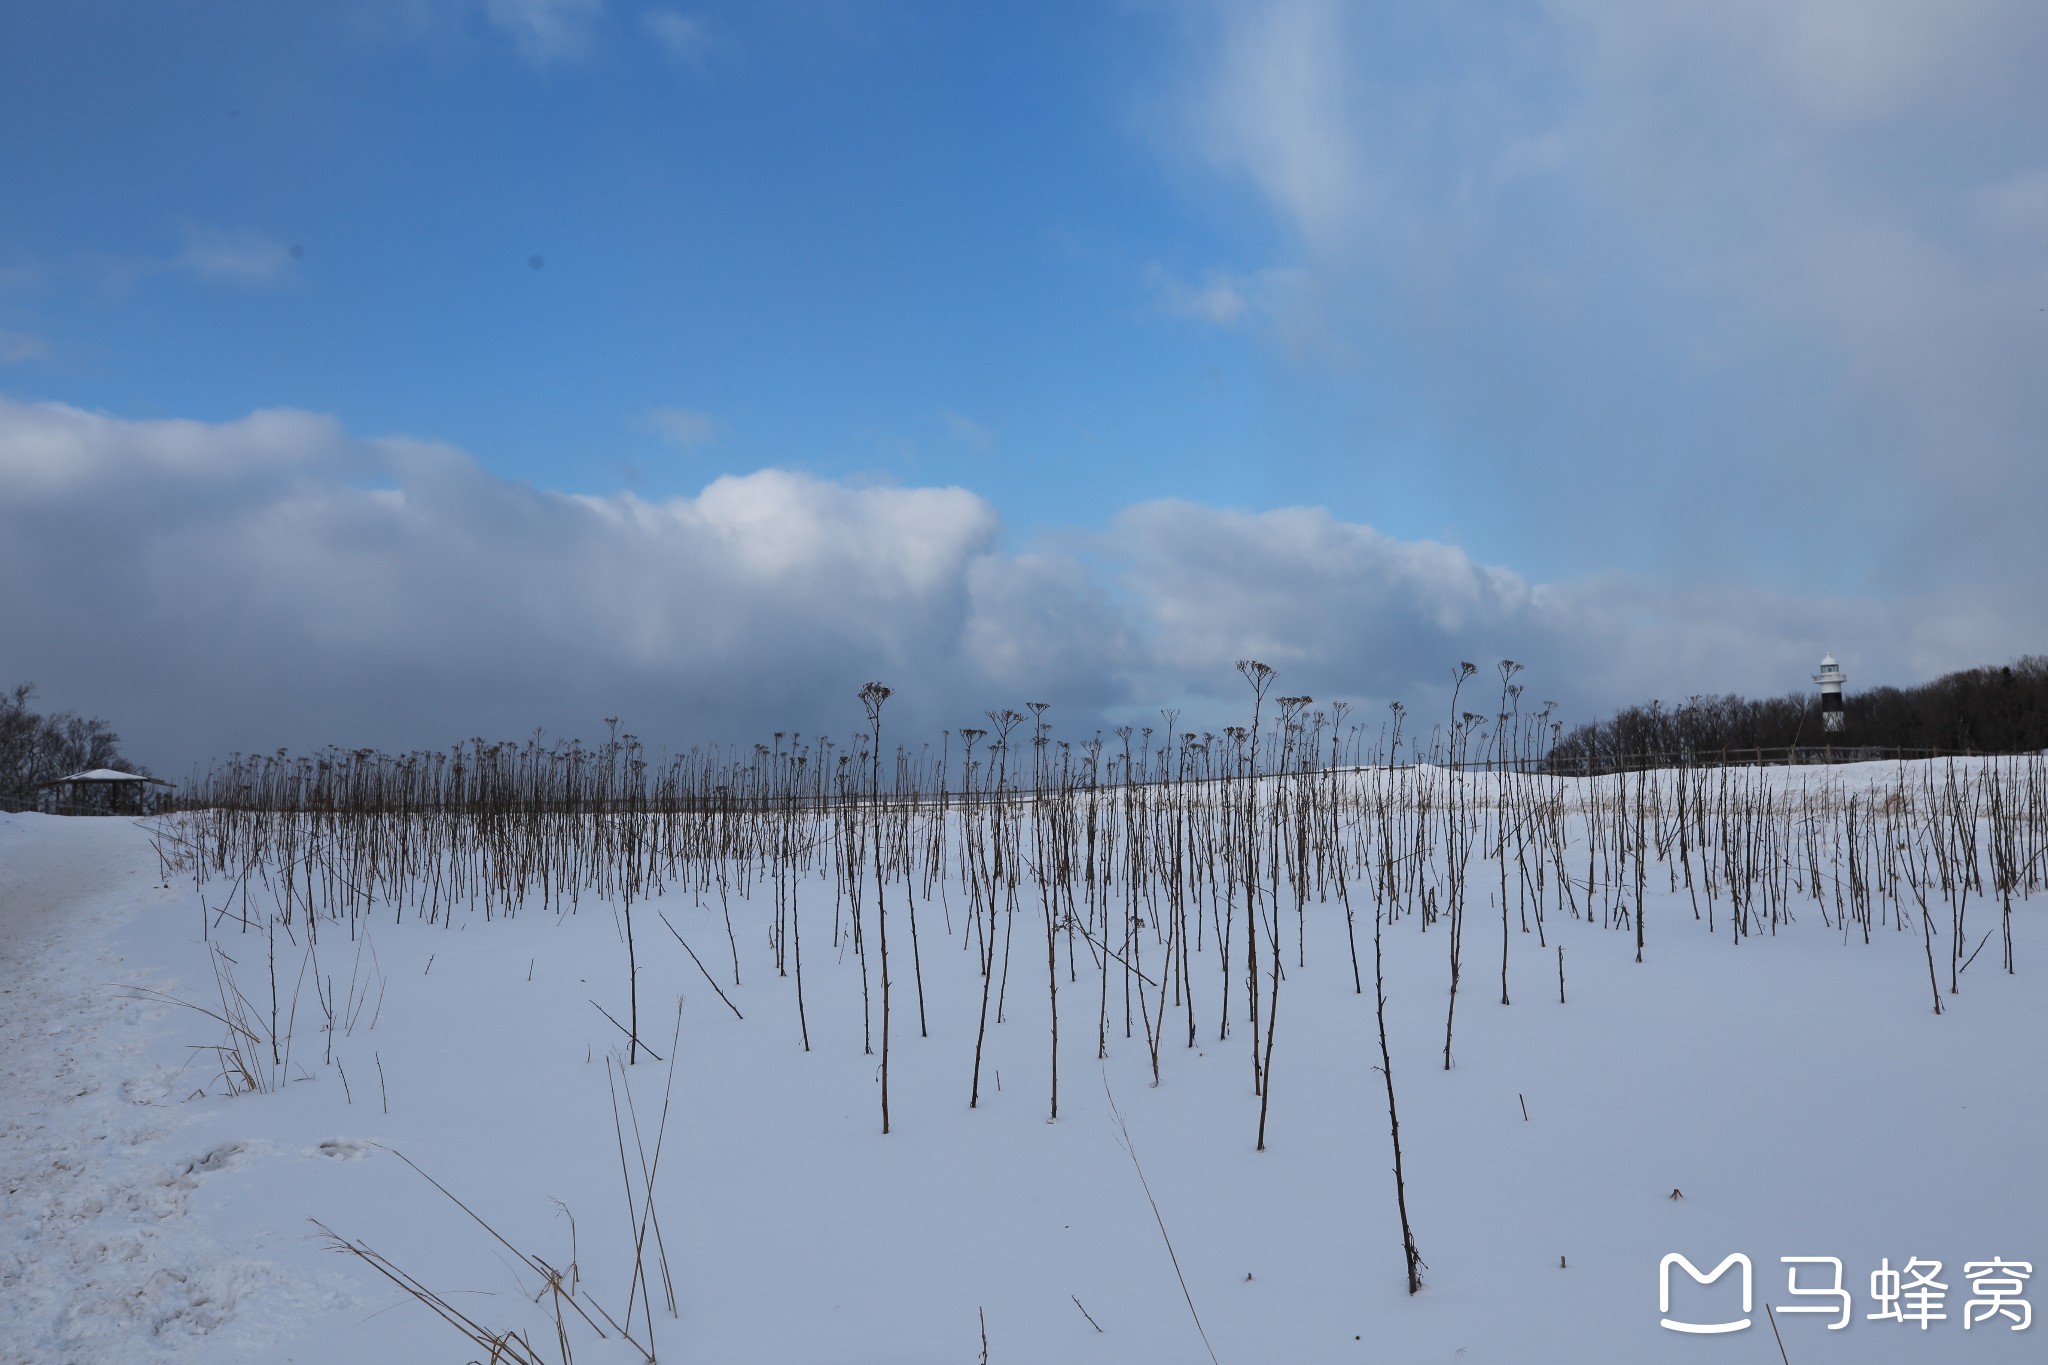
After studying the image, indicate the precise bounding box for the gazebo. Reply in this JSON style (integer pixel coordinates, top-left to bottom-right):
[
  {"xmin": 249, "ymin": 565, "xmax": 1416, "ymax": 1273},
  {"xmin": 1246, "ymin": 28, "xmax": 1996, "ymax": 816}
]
[{"xmin": 34, "ymin": 768, "xmax": 174, "ymax": 815}]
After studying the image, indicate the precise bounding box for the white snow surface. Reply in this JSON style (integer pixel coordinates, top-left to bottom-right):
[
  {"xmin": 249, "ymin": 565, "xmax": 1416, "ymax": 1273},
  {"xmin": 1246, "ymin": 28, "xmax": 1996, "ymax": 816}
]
[
  {"xmin": 47, "ymin": 770, "xmax": 161, "ymax": 784},
  {"xmin": 0, "ymin": 814, "xmax": 344, "ymax": 1364},
  {"xmin": 2, "ymin": 767, "xmax": 2045, "ymax": 1363}
]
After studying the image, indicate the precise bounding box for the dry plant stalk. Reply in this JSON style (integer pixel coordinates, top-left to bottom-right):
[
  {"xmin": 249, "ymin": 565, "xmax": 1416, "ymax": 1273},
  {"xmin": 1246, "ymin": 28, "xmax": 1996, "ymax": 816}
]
[
  {"xmin": 1102, "ymin": 1068, "xmax": 1221, "ymax": 1365},
  {"xmin": 314, "ymin": 1001, "xmax": 686, "ymax": 1364}
]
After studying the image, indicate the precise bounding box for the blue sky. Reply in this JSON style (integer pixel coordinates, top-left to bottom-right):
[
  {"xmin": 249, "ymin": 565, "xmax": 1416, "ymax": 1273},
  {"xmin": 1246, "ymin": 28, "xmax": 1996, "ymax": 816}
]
[
  {"xmin": 4, "ymin": 2, "xmax": 2046, "ymax": 773},
  {"xmin": 6, "ymin": 5, "xmax": 1256, "ymax": 519}
]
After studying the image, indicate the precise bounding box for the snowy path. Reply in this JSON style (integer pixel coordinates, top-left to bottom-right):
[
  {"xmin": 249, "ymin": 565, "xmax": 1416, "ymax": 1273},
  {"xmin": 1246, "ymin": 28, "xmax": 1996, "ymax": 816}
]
[{"xmin": 0, "ymin": 814, "xmax": 332, "ymax": 1364}]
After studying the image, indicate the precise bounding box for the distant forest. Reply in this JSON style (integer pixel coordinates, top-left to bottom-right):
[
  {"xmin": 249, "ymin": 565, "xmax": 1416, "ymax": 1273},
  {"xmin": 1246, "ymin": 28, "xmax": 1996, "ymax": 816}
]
[{"xmin": 1548, "ymin": 655, "xmax": 2048, "ymax": 769}]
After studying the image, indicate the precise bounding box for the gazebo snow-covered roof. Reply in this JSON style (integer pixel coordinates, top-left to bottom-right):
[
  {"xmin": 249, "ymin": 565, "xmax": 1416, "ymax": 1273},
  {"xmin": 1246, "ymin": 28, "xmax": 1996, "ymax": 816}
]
[
  {"xmin": 27, "ymin": 768, "xmax": 175, "ymax": 814},
  {"xmin": 38, "ymin": 768, "xmax": 173, "ymax": 787}
]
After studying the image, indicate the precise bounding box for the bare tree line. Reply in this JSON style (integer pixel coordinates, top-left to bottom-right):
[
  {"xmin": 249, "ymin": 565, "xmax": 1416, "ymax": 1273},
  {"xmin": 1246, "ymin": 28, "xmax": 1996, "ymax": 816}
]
[
  {"xmin": 0, "ymin": 682, "xmax": 142, "ymax": 809},
  {"xmin": 1550, "ymin": 654, "xmax": 2048, "ymax": 772}
]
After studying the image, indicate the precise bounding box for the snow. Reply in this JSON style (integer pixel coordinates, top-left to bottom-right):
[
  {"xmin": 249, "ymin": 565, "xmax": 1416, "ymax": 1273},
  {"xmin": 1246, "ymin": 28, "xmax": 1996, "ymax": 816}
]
[
  {"xmin": 45, "ymin": 770, "xmax": 164, "ymax": 785},
  {"xmin": 0, "ymin": 814, "xmax": 343, "ymax": 1364},
  {"xmin": 2, "ymin": 762, "xmax": 2043, "ymax": 1363}
]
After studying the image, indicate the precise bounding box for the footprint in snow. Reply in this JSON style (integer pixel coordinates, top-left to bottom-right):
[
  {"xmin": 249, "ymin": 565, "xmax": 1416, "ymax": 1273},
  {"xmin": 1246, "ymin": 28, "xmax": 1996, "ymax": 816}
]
[
  {"xmin": 179, "ymin": 1140, "xmax": 254, "ymax": 1177},
  {"xmin": 316, "ymin": 1137, "xmax": 375, "ymax": 1160}
]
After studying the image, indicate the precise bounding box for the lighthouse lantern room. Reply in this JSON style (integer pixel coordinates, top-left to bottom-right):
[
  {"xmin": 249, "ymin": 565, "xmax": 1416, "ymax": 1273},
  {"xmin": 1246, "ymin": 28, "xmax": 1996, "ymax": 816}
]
[{"xmin": 1815, "ymin": 654, "xmax": 1846, "ymax": 734}]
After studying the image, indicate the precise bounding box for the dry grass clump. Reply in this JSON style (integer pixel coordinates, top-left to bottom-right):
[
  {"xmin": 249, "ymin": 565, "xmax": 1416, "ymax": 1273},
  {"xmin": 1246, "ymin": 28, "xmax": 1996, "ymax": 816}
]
[{"xmin": 315, "ymin": 1002, "xmax": 685, "ymax": 1364}]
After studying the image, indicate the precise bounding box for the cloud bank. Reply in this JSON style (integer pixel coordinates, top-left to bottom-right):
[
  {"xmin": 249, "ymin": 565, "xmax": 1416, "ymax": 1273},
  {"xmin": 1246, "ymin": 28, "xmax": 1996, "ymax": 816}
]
[
  {"xmin": 1, "ymin": 397, "xmax": 2031, "ymax": 776},
  {"xmin": 1153, "ymin": 0, "xmax": 2048, "ymax": 589}
]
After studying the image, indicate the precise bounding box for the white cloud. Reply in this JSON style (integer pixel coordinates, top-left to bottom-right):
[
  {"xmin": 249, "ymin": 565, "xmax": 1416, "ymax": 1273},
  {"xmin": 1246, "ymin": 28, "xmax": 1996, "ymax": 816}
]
[
  {"xmin": 1144, "ymin": 1, "xmax": 2048, "ymax": 586},
  {"xmin": 1142, "ymin": 263, "xmax": 1334, "ymax": 355},
  {"xmin": 478, "ymin": 0, "xmax": 605, "ymax": 65},
  {"xmin": 1187, "ymin": 0, "xmax": 1371, "ymax": 254},
  {"xmin": 2, "ymin": 398, "xmax": 2035, "ymax": 775},
  {"xmin": 175, "ymin": 226, "xmax": 295, "ymax": 285},
  {"xmin": 644, "ymin": 406, "xmax": 719, "ymax": 447},
  {"xmin": 1103, "ymin": 499, "xmax": 2034, "ymax": 732},
  {"xmin": 1971, "ymin": 167, "xmax": 2048, "ymax": 240},
  {"xmin": 0, "ymin": 399, "xmax": 1026, "ymax": 770},
  {"xmin": 643, "ymin": 9, "xmax": 711, "ymax": 66},
  {"xmin": 940, "ymin": 411, "xmax": 995, "ymax": 453},
  {"xmin": 964, "ymin": 551, "xmax": 1133, "ymax": 706},
  {"xmin": 0, "ymin": 329, "xmax": 45, "ymax": 364},
  {"xmin": 1554, "ymin": 0, "xmax": 2044, "ymax": 130},
  {"xmin": 1146, "ymin": 265, "xmax": 1250, "ymax": 328},
  {"xmin": 0, "ymin": 398, "xmax": 346, "ymax": 500}
]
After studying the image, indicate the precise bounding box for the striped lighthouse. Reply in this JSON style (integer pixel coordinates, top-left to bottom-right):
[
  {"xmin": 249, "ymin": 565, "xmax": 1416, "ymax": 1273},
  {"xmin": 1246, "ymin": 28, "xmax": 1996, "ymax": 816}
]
[{"xmin": 1815, "ymin": 654, "xmax": 1846, "ymax": 734}]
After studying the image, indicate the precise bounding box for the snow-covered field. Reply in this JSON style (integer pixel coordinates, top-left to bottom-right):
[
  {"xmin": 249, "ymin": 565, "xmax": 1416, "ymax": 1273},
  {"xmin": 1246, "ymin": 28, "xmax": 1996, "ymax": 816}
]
[{"xmin": 4, "ymin": 760, "xmax": 2044, "ymax": 1363}]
